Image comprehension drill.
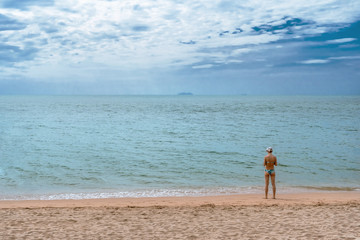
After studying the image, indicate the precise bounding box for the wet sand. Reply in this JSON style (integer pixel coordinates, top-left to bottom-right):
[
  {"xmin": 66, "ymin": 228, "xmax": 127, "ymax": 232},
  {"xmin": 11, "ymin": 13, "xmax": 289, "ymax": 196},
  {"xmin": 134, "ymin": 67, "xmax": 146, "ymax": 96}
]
[{"xmin": 1, "ymin": 192, "xmax": 359, "ymax": 239}]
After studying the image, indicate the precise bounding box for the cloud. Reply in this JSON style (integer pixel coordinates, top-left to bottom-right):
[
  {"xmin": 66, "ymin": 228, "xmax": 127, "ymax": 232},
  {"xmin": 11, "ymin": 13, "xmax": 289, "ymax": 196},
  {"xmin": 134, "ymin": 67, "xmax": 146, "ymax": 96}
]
[
  {"xmin": 299, "ymin": 59, "xmax": 330, "ymax": 64},
  {"xmin": 0, "ymin": 14, "xmax": 26, "ymax": 31},
  {"xmin": 231, "ymin": 48, "xmax": 253, "ymax": 55},
  {"xmin": 252, "ymin": 17, "xmax": 313, "ymax": 35},
  {"xmin": 329, "ymin": 56, "xmax": 360, "ymax": 60},
  {"xmin": 192, "ymin": 64, "xmax": 214, "ymax": 69},
  {"xmin": 0, "ymin": 0, "xmax": 54, "ymax": 9},
  {"xmin": 132, "ymin": 25, "xmax": 150, "ymax": 32},
  {"xmin": 180, "ymin": 40, "xmax": 196, "ymax": 45},
  {"xmin": 225, "ymin": 60, "xmax": 244, "ymax": 64},
  {"xmin": 0, "ymin": 43, "xmax": 38, "ymax": 64},
  {"xmin": 299, "ymin": 55, "xmax": 360, "ymax": 65},
  {"xmin": 0, "ymin": 0, "xmax": 359, "ymax": 95},
  {"xmin": 326, "ymin": 38, "xmax": 357, "ymax": 44}
]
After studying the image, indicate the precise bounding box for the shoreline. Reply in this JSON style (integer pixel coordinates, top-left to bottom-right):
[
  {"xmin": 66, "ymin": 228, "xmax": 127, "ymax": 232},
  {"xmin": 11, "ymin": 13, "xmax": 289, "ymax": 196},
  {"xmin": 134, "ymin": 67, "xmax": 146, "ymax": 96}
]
[
  {"xmin": 1, "ymin": 185, "xmax": 358, "ymax": 202},
  {"xmin": 1, "ymin": 191, "xmax": 359, "ymax": 209}
]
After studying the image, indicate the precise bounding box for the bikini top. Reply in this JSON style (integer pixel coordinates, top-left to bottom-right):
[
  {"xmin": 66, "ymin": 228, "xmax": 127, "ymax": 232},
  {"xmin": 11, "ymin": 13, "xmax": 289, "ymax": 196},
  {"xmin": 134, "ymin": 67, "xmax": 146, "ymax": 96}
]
[{"xmin": 265, "ymin": 158, "xmax": 275, "ymax": 164}]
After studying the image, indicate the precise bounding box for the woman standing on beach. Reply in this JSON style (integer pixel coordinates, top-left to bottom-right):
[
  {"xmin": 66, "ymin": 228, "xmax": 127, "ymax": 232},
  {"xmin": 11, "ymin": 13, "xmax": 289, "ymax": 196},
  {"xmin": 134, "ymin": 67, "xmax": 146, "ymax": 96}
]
[{"xmin": 264, "ymin": 147, "xmax": 277, "ymax": 199}]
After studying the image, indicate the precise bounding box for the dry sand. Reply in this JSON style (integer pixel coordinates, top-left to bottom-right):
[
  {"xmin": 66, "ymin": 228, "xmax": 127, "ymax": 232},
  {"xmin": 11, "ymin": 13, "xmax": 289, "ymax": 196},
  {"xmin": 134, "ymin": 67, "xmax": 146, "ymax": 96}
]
[{"xmin": 1, "ymin": 192, "xmax": 359, "ymax": 239}]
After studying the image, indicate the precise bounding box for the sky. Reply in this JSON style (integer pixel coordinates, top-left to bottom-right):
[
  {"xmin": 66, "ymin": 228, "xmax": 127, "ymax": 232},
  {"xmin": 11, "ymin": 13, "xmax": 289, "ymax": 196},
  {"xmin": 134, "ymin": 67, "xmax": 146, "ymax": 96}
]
[{"xmin": 0, "ymin": 0, "xmax": 359, "ymax": 95}]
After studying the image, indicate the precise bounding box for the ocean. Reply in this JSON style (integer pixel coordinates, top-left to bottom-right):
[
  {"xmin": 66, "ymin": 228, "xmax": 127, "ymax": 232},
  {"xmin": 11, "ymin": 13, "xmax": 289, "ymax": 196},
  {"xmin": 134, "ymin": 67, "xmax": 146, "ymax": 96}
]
[{"xmin": 0, "ymin": 95, "xmax": 359, "ymax": 200}]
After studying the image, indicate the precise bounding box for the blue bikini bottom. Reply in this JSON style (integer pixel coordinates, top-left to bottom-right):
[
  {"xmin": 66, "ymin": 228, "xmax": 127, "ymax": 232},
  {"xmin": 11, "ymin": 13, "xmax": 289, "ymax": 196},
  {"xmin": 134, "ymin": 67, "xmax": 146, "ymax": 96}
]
[{"xmin": 265, "ymin": 169, "xmax": 275, "ymax": 175}]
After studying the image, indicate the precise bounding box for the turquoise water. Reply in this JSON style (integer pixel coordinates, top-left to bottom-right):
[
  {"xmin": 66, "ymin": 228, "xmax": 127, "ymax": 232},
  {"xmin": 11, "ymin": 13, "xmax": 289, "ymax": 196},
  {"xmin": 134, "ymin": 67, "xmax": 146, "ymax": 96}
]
[{"xmin": 0, "ymin": 95, "xmax": 359, "ymax": 200}]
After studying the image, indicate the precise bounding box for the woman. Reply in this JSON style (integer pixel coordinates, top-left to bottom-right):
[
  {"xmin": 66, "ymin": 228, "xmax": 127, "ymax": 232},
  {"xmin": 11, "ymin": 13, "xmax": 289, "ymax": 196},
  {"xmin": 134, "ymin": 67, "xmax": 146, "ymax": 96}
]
[{"xmin": 263, "ymin": 147, "xmax": 277, "ymax": 199}]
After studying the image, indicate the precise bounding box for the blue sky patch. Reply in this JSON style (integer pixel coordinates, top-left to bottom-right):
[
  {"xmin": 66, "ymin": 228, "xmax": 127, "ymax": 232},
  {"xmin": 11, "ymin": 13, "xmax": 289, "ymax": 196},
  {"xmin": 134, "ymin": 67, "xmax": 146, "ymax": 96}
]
[
  {"xmin": 0, "ymin": 14, "xmax": 26, "ymax": 31},
  {"xmin": 0, "ymin": 0, "xmax": 54, "ymax": 9}
]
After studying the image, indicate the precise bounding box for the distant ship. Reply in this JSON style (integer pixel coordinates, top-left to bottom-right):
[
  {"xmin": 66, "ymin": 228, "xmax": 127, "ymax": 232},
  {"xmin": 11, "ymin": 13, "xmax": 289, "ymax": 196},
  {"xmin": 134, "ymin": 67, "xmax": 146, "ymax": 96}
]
[{"xmin": 177, "ymin": 92, "xmax": 194, "ymax": 96}]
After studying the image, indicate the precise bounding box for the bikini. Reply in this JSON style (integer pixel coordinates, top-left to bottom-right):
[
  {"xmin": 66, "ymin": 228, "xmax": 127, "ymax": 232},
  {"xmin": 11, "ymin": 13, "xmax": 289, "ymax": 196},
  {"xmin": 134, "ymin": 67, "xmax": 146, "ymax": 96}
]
[
  {"xmin": 264, "ymin": 169, "xmax": 275, "ymax": 175},
  {"xmin": 265, "ymin": 160, "xmax": 275, "ymax": 175}
]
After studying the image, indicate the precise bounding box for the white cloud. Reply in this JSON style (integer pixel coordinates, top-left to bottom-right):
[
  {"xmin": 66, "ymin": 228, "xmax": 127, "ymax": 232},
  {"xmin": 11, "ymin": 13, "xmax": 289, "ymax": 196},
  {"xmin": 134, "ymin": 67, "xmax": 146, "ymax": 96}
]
[
  {"xmin": 232, "ymin": 48, "xmax": 253, "ymax": 55},
  {"xmin": 227, "ymin": 60, "xmax": 244, "ymax": 64},
  {"xmin": 329, "ymin": 56, "xmax": 360, "ymax": 60},
  {"xmin": 1, "ymin": 0, "xmax": 360, "ymax": 82},
  {"xmin": 300, "ymin": 59, "xmax": 330, "ymax": 64},
  {"xmin": 298, "ymin": 55, "xmax": 360, "ymax": 65},
  {"xmin": 192, "ymin": 64, "xmax": 214, "ymax": 69},
  {"xmin": 326, "ymin": 38, "xmax": 357, "ymax": 44}
]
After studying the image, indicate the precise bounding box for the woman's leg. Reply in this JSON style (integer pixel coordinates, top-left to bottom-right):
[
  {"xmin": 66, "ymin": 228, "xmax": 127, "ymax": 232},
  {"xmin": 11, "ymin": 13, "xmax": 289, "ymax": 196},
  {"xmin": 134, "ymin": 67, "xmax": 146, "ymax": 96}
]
[
  {"xmin": 270, "ymin": 173, "xmax": 276, "ymax": 199},
  {"xmin": 264, "ymin": 172, "xmax": 270, "ymax": 199}
]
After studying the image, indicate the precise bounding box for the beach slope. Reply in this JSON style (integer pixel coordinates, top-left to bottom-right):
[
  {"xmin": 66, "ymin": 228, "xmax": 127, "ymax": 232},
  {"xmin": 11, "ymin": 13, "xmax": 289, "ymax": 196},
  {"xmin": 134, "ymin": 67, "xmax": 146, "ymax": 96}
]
[{"xmin": 1, "ymin": 192, "xmax": 359, "ymax": 239}]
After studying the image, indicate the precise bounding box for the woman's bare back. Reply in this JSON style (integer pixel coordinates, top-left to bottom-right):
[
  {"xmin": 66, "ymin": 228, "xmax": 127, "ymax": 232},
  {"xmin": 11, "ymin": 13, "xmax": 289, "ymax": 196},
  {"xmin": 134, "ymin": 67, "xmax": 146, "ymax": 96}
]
[{"xmin": 264, "ymin": 154, "xmax": 277, "ymax": 170}]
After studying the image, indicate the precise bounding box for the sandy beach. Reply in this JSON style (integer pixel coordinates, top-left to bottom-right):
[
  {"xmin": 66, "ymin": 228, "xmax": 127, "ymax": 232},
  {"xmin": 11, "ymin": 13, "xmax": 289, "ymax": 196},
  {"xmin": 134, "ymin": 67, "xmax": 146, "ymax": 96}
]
[{"xmin": 1, "ymin": 192, "xmax": 359, "ymax": 239}]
